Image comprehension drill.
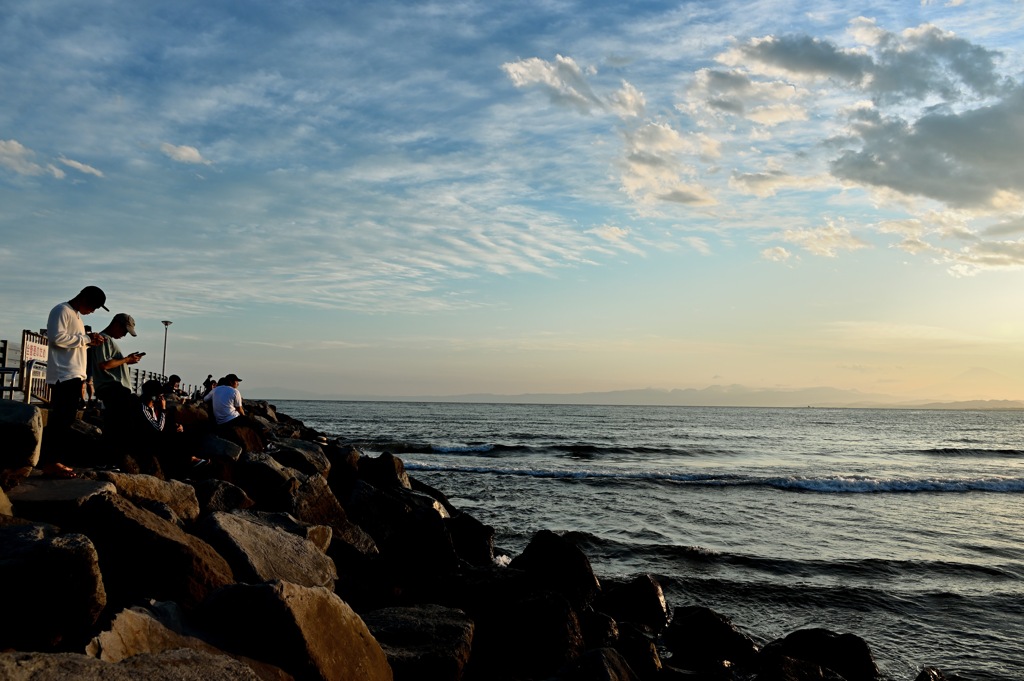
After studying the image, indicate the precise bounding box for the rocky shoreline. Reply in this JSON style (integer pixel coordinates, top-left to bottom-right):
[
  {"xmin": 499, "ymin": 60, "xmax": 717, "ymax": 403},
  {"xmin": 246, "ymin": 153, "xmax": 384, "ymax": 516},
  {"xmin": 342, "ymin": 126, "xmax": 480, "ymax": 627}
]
[{"xmin": 0, "ymin": 398, "xmax": 965, "ymax": 681}]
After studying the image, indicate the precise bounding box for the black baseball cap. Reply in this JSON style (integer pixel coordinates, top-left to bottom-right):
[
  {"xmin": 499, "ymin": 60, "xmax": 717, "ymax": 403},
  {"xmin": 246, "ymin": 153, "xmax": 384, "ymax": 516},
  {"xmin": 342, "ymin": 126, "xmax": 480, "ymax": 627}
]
[{"xmin": 79, "ymin": 286, "xmax": 109, "ymax": 311}]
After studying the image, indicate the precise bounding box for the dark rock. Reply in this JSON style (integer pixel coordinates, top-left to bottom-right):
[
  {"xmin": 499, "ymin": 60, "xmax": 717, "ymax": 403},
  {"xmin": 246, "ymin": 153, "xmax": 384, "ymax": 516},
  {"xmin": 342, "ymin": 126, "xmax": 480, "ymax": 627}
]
[
  {"xmin": 191, "ymin": 478, "xmax": 256, "ymax": 515},
  {"xmin": 755, "ymin": 652, "xmax": 847, "ymax": 681},
  {"xmin": 268, "ymin": 438, "xmax": 330, "ymax": 478},
  {"xmin": 362, "ymin": 604, "xmax": 474, "ymax": 681},
  {"xmin": 0, "ymin": 523, "xmax": 106, "ymax": 650},
  {"xmin": 358, "ymin": 451, "xmax": 412, "ymax": 489},
  {"xmin": 7, "ymin": 477, "xmax": 117, "ymax": 527},
  {"xmin": 0, "ymin": 400, "xmax": 43, "ymax": 487},
  {"xmin": 194, "ymin": 511, "xmax": 337, "ymax": 588},
  {"xmin": 761, "ymin": 628, "xmax": 879, "ymax": 681},
  {"xmin": 0, "ymin": 649, "xmax": 265, "ymax": 680},
  {"xmin": 509, "ymin": 529, "xmax": 601, "ymax": 610},
  {"xmin": 199, "ymin": 579, "xmax": 393, "ymax": 681},
  {"xmin": 0, "ymin": 486, "xmax": 11, "ymax": 516},
  {"xmin": 166, "ymin": 401, "xmax": 212, "ymax": 429},
  {"xmin": 446, "ymin": 512, "xmax": 495, "ymax": 567},
  {"xmin": 664, "ymin": 605, "xmax": 759, "ymax": 671},
  {"xmin": 73, "ymin": 492, "xmax": 234, "ymax": 610},
  {"xmin": 94, "ymin": 472, "xmax": 200, "ymax": 523},
  {"xmin": 914, "ymin": 667, "xmax": 970, "ymax": 681},
  {"xmin": 599, "ymin": 574, "xmax": 669, "ymax": 634},
  {"xmin": 581, "ymin": 609, "xmax": 619, "ymax": 650},
  {"xmin": 325, "ymin": 445, "xmax": 362, "ymax": 494},
  {"xmin": 556, "ymin": 647, "xmax": 640, "ymax": 681},
  {"xmin": 615, "ymin": 622, "xmax": 661, "ymax": 679},
  {"xmin": 195, "ymin": 433, "xmax": 244, "ymax": 463}
]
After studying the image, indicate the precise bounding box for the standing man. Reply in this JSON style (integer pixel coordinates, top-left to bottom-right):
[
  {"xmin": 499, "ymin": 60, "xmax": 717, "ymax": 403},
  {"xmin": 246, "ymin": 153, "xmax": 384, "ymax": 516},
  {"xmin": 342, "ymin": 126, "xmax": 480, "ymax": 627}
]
[
  {"xmin": 90, "ymin": 312, "xmax": 143, "ymax": 448},
  {"xmin": 43, "ymin": 285, "xmax": 108, "ymax": 477}
]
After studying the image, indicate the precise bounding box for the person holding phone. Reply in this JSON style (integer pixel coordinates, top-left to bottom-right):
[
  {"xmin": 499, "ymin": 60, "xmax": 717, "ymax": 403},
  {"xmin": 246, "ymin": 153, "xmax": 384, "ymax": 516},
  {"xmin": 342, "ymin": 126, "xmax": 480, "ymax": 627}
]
[{"xmin": 89, "ymin": 312, "xmax": 144, "ymax": 452}]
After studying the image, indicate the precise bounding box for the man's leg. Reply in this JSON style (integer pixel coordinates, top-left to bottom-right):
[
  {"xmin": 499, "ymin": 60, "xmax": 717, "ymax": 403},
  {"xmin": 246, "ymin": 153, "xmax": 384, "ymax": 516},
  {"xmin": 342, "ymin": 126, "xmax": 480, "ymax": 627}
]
[{"xmin": 40, "ymin": 378, "xmax": 83, "ymax": 474}]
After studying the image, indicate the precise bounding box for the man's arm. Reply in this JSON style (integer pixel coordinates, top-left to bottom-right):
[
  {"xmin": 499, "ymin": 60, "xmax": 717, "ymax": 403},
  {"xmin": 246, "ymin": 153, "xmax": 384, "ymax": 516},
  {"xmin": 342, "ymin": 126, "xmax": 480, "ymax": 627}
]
[{"xmin": 47, "ymin": 305, "xmax": 89, "ymax": 349}]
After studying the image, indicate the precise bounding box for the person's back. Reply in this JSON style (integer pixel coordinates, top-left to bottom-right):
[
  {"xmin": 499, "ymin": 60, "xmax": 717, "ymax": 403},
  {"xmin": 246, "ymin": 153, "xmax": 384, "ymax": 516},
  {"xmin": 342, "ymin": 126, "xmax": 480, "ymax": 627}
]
[{"xmin": 205, "ymin": 382, "xmax": 243, "ymax": 425}]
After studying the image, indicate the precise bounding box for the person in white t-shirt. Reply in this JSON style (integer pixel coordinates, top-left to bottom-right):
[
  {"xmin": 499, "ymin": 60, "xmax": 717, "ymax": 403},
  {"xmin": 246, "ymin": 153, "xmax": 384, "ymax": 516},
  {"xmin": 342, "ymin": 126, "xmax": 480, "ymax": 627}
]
[
  {"xmin": 43, "ymin": 285, "xmax": 108, "ymax": 477},
  {"xmin": 204, "ymin": 373, "xmax": 267, "ymax": 452}
]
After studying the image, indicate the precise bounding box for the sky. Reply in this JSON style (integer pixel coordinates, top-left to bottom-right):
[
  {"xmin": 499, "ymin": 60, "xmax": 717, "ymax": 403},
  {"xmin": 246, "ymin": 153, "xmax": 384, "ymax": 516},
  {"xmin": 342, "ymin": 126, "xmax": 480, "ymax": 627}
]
[{"xmin": 2, "ymin": 0, "xmax": 1024, "ymax": 403}]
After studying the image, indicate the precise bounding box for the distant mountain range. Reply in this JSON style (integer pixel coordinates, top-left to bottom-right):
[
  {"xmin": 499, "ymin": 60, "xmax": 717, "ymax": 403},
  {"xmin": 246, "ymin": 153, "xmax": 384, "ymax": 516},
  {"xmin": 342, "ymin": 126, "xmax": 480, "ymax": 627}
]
[{"xmin": 246, "ymin": 384, "xmax": 1024, "ymax": 409}]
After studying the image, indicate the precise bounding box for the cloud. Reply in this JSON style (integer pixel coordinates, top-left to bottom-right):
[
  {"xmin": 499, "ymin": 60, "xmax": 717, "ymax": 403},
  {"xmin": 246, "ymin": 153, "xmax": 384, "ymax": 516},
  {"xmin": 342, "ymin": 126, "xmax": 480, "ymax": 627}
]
[
  {"xmin": 774, "ymin": 219, "xmax": 871, "ymax": 257},
  {"xmin": 0, "ymin": 139, "xmax": 63, "ymax": 178},
  {"xmin": 761, "ymin": 246, "xmax": 793, "ymax": 262},
  {"xmin": 59, "ymin": 156, "xmax": 104, "ymax": 177},
  {"xmin": 502, "ymin": 55, "xmax": 644, "ymax": 118},
  {"xmin": 830, "ymin": 87, "xmax": 1024, "ymax": 209},
  {"xmin": 719, "ymin": 18, "xmax": 1008, "ymax": 103},
  {"xmin": 620, "ymin": 122, "xmax": 717, "ymax": 206},
  {"xmin": 730, "ymin": 169, "xmax": 834, "ymax": 197},
  {"xmin": 160, "ymin": 142, "xmax": 212, "ymax": 165},
  {"xmin": 683, "ymin": 68, "xmax": 809, "ymax": 127},
  {"xmin": 586, "ymin": 224, "xmax": 643, "ymax": 254}
]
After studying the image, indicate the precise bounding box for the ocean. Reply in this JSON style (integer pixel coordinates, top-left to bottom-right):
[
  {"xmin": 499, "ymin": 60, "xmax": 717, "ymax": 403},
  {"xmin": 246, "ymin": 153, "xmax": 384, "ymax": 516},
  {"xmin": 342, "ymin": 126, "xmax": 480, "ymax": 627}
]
[{"xmin": 274, "ymin": 400, "xmax": 1024, "ymax": 680}]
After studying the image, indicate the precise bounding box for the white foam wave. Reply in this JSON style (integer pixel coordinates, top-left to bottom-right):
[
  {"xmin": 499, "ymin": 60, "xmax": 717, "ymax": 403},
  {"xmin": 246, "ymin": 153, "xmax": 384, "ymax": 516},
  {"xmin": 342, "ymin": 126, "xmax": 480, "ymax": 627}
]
[{"xmin": 403, "ymin": 463, "xmax": 1024, "ymax": 494}]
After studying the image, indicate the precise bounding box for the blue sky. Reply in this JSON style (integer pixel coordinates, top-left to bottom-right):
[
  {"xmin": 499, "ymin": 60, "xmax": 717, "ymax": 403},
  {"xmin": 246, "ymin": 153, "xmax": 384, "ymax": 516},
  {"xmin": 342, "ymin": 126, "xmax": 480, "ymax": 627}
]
[{"xmin": 2, "ymin": 0, "xmax": 1023, "ymax": 401}]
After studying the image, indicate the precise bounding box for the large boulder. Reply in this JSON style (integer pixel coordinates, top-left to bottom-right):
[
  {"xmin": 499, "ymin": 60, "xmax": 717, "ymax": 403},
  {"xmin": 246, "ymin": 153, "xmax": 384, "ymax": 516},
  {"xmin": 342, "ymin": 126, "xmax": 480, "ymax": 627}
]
[
  {"xmin": 191, "ymin": 478, "xmax": 256, "ymax": 515},
  {"xmin": 0, "ymin": 649, "xmax": 264, "ymax": 680},
  {"xmin": 664, "ymin": 605, "xmax": 759, "ymax": 671},
  {"xmin": 760, "ymin": 629, "xmax": 879, "ymax": 681},
  {"xmin": 362, "ymin": 605, "xmax": 474, "ymax": 681},
  {"xmin": 509, "ymin": 530, "xmax": 601, "ymax": 610},
  {"xmin": 0, "ymin": 400, "xmax": 43, "ymax": 488},
  {"xmin": 0, "ymin": 522, "xmax": 106, "ymax": 650},
  {"xmin": 7, "ymin": 477, "xmax": 117, "ymax": 528},
  {"xmin": 194, "ymin": 511, "xmax": 337, "ymax": 588},
  {"xmin": 86, "ymin": 603, "xmax": 293, "ymax": 681},
  {"xmin": 268, "ymin": 438, "xmax": 331, "ymax": 478},
  {"xmin": 242, "ymin": 510, "xmax": 333, "ymax": 553},
  {"xmin": 598, "ymin": 574, "xmax": 669, "ymax": 634},
  {"xmin": 94, "ymin": 472, "xmax": 200, "ymax": 523},
  {"xmin": 358, "ymin": 452, "xmax": 412, "ymax": 490},
  {"xmin": 199, "ymin": 580, "xmax": 393, "ymax": 681},
  {"xmin": 195, "ymin": 433, "xmax": 244, "ymax": 463},
  {"xmin": 73, "ymin": 492, "xmax": 234, "ymax": 610},
  {"xmin": 555, "ymin": 647, "xmax": 640, "ymax": 681},
  {"xmin": 0, "ymin": 486, "xmax": 11, "ymax": 516}
]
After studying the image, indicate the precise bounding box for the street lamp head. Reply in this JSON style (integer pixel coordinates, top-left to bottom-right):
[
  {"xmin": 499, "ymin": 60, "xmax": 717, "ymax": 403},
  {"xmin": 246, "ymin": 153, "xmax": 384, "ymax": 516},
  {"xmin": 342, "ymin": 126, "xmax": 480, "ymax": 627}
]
[{"xmin": 162, "ymin": 320, "xmax": 173, "ymax": 327}]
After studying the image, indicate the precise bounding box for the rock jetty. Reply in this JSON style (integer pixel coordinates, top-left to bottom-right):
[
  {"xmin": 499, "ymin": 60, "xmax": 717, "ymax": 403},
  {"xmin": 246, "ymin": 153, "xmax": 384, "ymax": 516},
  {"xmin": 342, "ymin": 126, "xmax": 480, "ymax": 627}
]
[{"xmin": 0, "ymin": 397, "xmax": 966, "ymax": 681}]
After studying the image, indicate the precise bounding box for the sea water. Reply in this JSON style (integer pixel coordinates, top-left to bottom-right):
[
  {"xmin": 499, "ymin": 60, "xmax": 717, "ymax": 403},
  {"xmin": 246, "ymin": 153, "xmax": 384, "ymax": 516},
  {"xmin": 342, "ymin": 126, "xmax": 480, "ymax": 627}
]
[{"xmin": 274, "ymin": 400, "xmax": 1024, "ymax": 680}]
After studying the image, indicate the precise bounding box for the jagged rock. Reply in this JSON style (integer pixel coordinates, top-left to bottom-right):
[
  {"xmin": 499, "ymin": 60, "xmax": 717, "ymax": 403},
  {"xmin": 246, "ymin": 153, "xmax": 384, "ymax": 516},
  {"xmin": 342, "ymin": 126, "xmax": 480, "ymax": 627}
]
[
  {"xmin": 0, "ymin": 649, "xmax": 264, "ymax": 680},
  {"xmin": 358, "ymin": 452, "xmax": 412, "ymax": 490},
  {"xmin": 325, "ymin": 445, "xmax": 362, "ymax": 494},
  {"xmin": 268, "ymin": 438, "xmax": 330, "ymax": 478},
  {"xmin": 232, "ymin": 452, "xmax": 304, "ymax": 509},
  {"xmin": 191, "ymin": 478, "xmax": 256, "ymax": 515},
  {"xmin": 0, "ymin": 523, "xmax": 106, "ymax": 650},
  {"xmin": 342, "ymin": 480, "xmax": 458, "ymax": 583},
  {"xmin": 7, "ymin": 477, "xmax": 117, "ymax": 527},
  {"xmin": 753, "ymin": 652, "xmax": 847, "ymax": 681},
  {"xmin": 445, "ymin": 511, "xmax": 495, "ymax": 567},
  {"xmin": 509, "ymin": 530, "xmax": 602, "ymax": 610},
  {"xmin": 241, "ymin": 510, "xmax": 332, "ymax": 553},
  {"xmin": 86, "ymin": 603, "xmax": 294, "ymax": 681},
  {"xmin": 362, "ymin": 604, "xmax": 474, "ymax": 681},
  {"xmin": 245, "ymin": 400, "xmax": 279, "ymax": 423},
  {"xmin": 760, "ymin": 629, "xmax": 879, "ymax": 681},
  {"xmin": 289, "ymin": 472, "xmax": 378, "ymax": 556},
  {"xmin": 614, "ymin": 622, "xmax": 661, "ymax": 679},
  {"xmin": 166, "ymin": 401, "xmax": 212, "ymax": 428},
  {"xmin": 0, "ymin": 400, "xmax": 43, "ymax": 486},
  {"xmin": 599, "ymin": 574, "xmax": 669, "ymax": 634},
  {"xmin": 73, "ymin": 492, "xmax": 234, "ymax": 610},
  {"xmin": 199, "ymin": 580, "xmax": 393, "ymax": 681},
  {"xmin": 664, "ymin": 605, "xmax": 759, "ymax": 671},
  {"xmin": 555, "ymin": 647, "xmax": 640, "ymax": 681},
  {"xmin": 94, "ymin": 472, "xmax": 200, "ymax": 523},
  {"xmin": 581, "ymin": 610, "xmax": 619, "ymax": 650},
  {"xmin": 194, "ymin": 511, "xmax": 337, "ymax": 588}
]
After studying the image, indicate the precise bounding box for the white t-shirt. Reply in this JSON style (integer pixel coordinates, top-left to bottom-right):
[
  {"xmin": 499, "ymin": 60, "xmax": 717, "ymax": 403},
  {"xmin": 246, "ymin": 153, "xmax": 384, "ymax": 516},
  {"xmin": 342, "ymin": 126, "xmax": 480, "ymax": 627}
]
[
  {"xmin": 45, "ymin": 302, "xmax": 90, "ymax": 384},
  {"xmin": 205, "ymin": 385, "xmax": 243, "ymax": 425}
]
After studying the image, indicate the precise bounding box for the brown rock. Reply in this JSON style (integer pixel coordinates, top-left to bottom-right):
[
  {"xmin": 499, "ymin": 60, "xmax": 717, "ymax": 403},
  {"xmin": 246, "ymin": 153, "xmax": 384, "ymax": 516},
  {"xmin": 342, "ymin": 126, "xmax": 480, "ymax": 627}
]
[
  {"xmin": 358, "ymin": 452, "xmax": 412, "ymax": 489},
  {"xmin": 0, "ymin": 649, "xmax": 264, "ymax": 680},
  {"xmin": 94, "ymin": 472, "xmax": 200, "ymax": 523},
  {"xmin": 268, "ymin": 438, "xmax": 331, "ymax": 478},
  {"xmin": 7, "ymin": 477, "xmax": 117, "ymax": 528},
  {"xmin": 0, "ymin": 400, "xmax": 43, "ymax": 483},
  {"xmin": 74, "ymin": 493, "xmax": 234, "ymax": 610},
  {"xmin": 599, "ymin": 574, "xmax": 669, "ymax": 634},
  {"xmin": 194, "ymin": 511, "xmax": 337, "ymax": 588},
  {"xmin": 191, "ymin": 478, "xmax": 256, "ymax": 515},
  {"xmin": 200, "ymin": 580, "xmax": 393, "ymax": 681}
]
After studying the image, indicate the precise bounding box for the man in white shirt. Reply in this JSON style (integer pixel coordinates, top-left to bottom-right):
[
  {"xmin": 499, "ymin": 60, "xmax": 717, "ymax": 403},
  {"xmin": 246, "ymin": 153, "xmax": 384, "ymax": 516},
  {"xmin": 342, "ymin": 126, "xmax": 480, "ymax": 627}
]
[
  {"xmin": 43, "ymin": 286, "xmax": 108, "ymax": 477},
  {"xmin": 204, "ymin": 373, "xmax": 267, "ymax": 452}
]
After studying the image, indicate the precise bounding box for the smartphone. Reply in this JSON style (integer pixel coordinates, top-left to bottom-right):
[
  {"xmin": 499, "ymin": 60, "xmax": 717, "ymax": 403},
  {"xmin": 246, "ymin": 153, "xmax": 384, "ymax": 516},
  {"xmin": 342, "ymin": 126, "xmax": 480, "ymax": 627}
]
[{"xmin": 135, "ymin": 352, "xmax": 146, "ymax": 357}]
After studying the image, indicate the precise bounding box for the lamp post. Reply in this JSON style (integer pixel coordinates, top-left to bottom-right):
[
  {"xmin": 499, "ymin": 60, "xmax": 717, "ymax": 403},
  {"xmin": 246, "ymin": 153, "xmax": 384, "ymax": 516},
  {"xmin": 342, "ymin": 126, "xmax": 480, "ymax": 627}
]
[{"xmin": 161, "ymin": 320, "xmax": 172, "ymax": 377}]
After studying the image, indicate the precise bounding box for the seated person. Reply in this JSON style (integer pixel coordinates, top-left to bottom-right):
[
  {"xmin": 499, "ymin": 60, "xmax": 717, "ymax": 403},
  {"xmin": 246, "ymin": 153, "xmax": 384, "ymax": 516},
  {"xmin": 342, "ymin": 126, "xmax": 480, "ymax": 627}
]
[
  {"xmin": 203, "ymin": 373, "xmax": 267, "ymax": 453},
  {"xmin": 162, "ymin": 374, "xmax": 186, "ymax": 403},
  {"xmin": 139, "ymin": 379, "xmax": 206, "ymax": 477}
]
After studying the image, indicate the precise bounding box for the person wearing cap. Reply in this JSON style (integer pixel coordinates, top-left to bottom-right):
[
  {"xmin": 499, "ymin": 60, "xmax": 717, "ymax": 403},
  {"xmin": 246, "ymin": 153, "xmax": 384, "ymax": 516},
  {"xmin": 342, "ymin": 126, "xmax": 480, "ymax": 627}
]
[
  {"xmin": 89, "ymin": 313, "xmax": 144, "ymax": 452},
  {"xmin": 204, "ymin": 373, "xmax": 267, "ymax": 452},
  {"xmin": 42, "ymin": 286, "xmax": 109, "ymax": 477}
]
